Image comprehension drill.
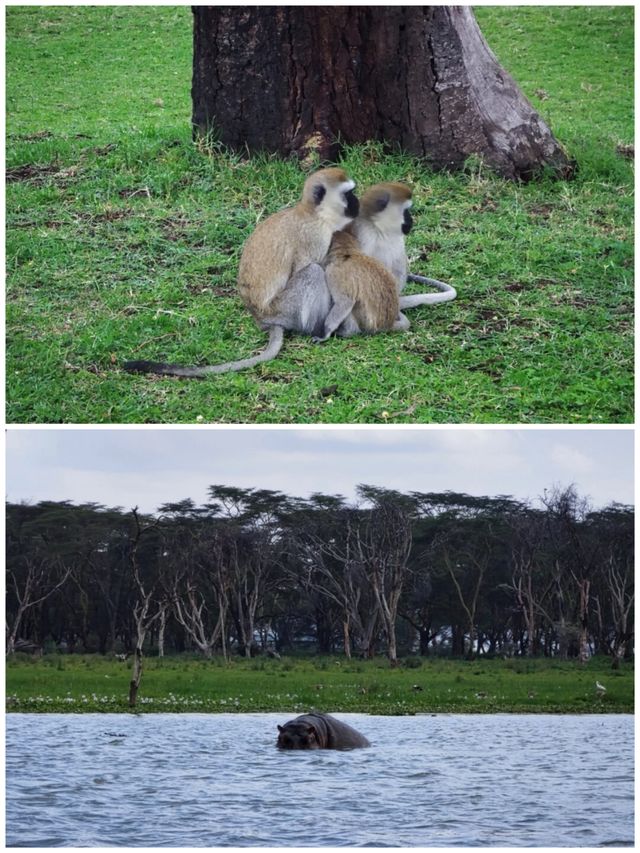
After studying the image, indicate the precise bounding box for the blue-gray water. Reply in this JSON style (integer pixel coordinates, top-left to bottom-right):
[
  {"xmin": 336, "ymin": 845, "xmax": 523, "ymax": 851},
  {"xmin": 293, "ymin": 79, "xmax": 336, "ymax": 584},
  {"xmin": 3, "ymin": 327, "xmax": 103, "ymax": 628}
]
[{"xmin": 6, "ymin": 713, "xmax": 633, "ymax": 847}]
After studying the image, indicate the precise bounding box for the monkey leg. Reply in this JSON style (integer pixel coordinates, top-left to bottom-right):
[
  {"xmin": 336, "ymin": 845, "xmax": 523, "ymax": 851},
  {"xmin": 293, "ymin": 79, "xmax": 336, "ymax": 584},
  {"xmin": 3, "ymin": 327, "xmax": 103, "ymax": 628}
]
[
  {"xmin": 261, "ymin": 263, "xmax": 331, "ymax": 338},
  {"xmin": 335, "ymin": 313, "xmax": 362, "ymax": 338},
  {"xmin": 393, "ymin": 312, "xmax": 411, "ymax": 331},
  {"xmin": 312, "ymin": 293, "xmax": 357, "ymax": 343}
]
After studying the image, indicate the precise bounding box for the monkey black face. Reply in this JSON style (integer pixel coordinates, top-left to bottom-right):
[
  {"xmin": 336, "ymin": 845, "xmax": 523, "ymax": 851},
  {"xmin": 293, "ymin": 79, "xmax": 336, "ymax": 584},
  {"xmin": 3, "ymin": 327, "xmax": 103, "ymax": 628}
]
[
  {"xmin": 312, "ymin": 184, "xmax": 327, "ymax": 205},
  {"xmin": 402, "ymin": 208, "xmax": 413, "ymax": 235},
  {"xmin": 344, "ymin": 188, "xmax": 359, "ymax": 219}
]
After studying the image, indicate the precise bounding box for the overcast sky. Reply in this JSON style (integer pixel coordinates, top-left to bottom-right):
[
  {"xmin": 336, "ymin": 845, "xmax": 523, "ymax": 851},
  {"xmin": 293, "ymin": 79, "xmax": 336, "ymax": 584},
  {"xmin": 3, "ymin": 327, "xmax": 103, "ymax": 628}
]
[{"xmin": 5, "ymin": 427, "xmax": 633, "ymax": 513}]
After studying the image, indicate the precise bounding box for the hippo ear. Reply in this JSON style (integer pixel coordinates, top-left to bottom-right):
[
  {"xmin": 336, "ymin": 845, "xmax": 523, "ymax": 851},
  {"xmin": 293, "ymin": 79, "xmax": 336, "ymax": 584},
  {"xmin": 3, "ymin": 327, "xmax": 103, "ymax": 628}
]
[{"xmin": 277, "ymin": 725, "xmax": 284, "ymax": 732}]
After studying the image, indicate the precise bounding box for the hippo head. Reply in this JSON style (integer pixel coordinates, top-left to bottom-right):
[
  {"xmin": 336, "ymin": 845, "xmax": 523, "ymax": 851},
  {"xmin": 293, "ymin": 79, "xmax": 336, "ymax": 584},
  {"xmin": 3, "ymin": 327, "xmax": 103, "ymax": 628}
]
[{"xmin": 277, "ymin": 721, "xmax": 321, "ymax": 750}]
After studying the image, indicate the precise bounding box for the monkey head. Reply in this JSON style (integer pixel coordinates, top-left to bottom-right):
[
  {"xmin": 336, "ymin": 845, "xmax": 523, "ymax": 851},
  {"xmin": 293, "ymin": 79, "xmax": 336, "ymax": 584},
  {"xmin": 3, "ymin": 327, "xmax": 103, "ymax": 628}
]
[
  {"xmin": 359, "ymin": 182, "xmax": 413, "ymax": 236},
  {"xmin": 301, "ymin": 167, "xmax": 359, "ymax": 229},
  {"xmin": 327, "ymin": 230, "xmax": 360, "ymax": 259},
  {"xmin": 277, "ymin": 721, "xmax": 321, "ymax": 750}
]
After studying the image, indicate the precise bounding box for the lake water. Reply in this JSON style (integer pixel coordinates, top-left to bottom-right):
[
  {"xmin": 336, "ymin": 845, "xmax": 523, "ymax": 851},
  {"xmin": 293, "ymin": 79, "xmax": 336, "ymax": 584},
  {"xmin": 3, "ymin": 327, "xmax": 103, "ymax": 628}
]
[{"xmin": 6, "ymin": 713, "xmax": 633, "ymax": 847}]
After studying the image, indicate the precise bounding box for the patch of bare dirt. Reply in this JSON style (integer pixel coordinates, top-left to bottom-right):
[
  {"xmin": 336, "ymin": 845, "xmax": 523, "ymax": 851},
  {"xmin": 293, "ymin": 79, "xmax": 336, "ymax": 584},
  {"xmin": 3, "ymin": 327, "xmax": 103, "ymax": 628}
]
[{"xmin": 6, "ymin": 163, "xmax": 79, "ymax": 185}]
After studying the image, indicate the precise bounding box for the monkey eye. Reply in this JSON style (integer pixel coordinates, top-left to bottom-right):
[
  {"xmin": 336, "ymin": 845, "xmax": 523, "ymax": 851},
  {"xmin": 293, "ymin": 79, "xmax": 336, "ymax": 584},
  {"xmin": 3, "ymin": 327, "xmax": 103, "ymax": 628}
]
[
  {"xmin": 374, "ymin": 194, "xmax": 390, "ymax": 212},
  {"xmin": 313, "ymin": 185, "xmax": 326, "ymax": 205}
]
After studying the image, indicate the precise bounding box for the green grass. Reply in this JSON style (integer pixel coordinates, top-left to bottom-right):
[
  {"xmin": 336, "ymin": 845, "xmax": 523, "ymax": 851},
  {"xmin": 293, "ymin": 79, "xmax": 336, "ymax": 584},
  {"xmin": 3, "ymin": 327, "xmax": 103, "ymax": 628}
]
[
  {"xmin": 6, "ymin": 6, "xmax": 634, "ymax": 423},
  {"xmin": 5, "ymin": 654, "xmax": 633, "ymax": 714}
]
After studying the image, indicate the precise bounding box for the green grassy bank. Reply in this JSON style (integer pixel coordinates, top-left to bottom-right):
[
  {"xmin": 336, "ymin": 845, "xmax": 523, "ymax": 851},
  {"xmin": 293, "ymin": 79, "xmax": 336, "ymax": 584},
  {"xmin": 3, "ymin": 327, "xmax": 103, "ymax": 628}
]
[
  {"xmin": 6, "ymin": 654, "xmax": 633, "ymax": 714},
  {"xmin": 5, "ymin": 6, "xmax": 634, "ymax": 424}
]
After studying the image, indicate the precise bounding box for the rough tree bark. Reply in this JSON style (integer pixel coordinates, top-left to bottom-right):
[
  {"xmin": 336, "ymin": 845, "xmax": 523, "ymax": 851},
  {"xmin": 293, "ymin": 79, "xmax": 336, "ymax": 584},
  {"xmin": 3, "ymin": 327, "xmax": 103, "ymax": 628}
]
[{"xmin": 192, "ymin": 6, "xmax": 573, "ymax": 180}]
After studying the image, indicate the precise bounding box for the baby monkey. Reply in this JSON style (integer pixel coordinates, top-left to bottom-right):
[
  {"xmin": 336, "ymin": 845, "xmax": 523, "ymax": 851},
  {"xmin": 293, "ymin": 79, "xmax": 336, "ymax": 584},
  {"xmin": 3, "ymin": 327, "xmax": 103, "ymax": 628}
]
[{"xmin": 312, "ymin": 231, "xmax": 410, "ymax": 342}]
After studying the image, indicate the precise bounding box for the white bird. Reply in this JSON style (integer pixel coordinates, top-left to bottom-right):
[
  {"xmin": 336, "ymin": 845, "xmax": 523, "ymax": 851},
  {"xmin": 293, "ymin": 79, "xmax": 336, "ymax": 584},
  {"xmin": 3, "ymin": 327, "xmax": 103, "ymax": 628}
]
[{"xmin": 595, "ymin": 681, "xmax": 606, "ymax": 694}]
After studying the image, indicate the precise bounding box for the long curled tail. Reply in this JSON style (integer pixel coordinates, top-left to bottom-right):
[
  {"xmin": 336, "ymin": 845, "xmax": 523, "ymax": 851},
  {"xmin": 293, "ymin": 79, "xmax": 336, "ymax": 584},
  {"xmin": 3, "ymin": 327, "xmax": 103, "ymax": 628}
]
[
  {"xmin": 123, "ymin": 325, "xmax": 285, "ymax": 378},
  {"xmin": 400, "ymin": 273, "xmax": 457, "ymax": 308}
]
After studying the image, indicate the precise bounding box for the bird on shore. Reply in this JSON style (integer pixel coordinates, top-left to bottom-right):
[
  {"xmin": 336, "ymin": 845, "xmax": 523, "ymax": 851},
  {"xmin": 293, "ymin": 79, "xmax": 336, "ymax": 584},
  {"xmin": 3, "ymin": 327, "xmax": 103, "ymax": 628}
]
[{"xmin": 595, "ymin": 681, "xmax": 606, "ymax": 696}]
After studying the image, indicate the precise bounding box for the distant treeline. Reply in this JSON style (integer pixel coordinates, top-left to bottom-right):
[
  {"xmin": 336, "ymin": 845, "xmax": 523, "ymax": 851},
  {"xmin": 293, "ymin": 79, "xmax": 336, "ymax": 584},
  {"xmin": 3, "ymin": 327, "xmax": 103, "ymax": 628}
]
[{"xmin": 6, "ymin": 484, "xmax": 634, "ymax": 667}]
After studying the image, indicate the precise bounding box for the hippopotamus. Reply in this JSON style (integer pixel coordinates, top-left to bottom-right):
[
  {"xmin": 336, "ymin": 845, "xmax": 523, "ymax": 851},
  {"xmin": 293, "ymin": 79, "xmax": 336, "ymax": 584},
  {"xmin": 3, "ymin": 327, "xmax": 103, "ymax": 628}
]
[{"xmin": 276, "ymin": 712, "xmax": 370, "ymax": 750}]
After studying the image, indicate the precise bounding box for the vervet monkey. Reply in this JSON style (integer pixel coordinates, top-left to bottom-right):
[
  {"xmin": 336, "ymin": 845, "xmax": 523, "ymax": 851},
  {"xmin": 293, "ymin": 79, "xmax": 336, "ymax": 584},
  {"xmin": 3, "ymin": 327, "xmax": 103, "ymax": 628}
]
[
  {"xmin": 312, "ymin": 231, "xmax": 410, "ymax": 342},
  {"xmin": 123, "ymin": 168, "xmax": 358, "ymax": 377},
  {"xmin": 349, "ymin": 182, "xmax": 456, "ymax": 308}
]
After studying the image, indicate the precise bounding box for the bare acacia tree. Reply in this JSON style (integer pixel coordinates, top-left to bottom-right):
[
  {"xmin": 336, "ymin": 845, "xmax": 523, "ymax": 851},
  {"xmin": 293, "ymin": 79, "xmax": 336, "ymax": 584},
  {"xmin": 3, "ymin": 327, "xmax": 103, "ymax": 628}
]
[
  {"xmin": 590, "ymin": 505, "xmax": 634, "ymax": 669},
  {"xmin": 6, "ymin": 555, "xmax": 70, "ymax": 656},
  {"xmin": 283, "ymin": 496, "xmax": 379, "ymax": 659},
  {"xmin": 436, "ymin": 508, "xmax": 501, "ymax": 659},
  {"xmin": 505, "ymin": 507, "xmax": 554, "ymax": 657},
  {"xmin": 128, "ymin": 508, "xmax": 164, "ymax": 707},
  {"xmin": 442, "ymin": 548, "xmax": 487, "ymax": 660},
  {"xmin": 295, "ymin": 541, "xmax": 378, "ymax": 660},
  {"xmin": 292, "ymin": 489, "xmax": 413, "ymax": 665},
  {"xmin": 602, "ymin": 554, "xmax": 634, "ymax": 668},
  {"xmin": 353, "ymin": 488, "xmax": 413, "ymax": 666},
  {"xmin": 171, "ymin": 527, "xmax": 231, "ymax": 660},
  {"xmin": 207, "ymin": 486, "xmax": 287, "ymax": 658},
  {"xmin": 541, "ymin": 485, "xmax": 597, "ymax": 663}
]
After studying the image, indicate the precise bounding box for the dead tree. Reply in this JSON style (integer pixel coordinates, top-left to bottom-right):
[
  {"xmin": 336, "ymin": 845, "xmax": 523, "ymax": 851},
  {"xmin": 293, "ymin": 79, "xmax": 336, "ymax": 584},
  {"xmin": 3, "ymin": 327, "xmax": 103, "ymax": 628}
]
[
  {"xmin": 353, "ymin": 497, "xmax": 413, "ymax": 666},
  {"xmin": 288, "ymin": 512, "xmax": 380, "ymax": 660},
  {"xmin": 192, "ymin": 6, "xmax": 573, "ymax": 179},
  {"xmin": 128, "ymin": 508, "xmax": 163, "ymax": 707},
  {"xmin": 7, "ymin": 556, "xmax": 70, "ymax": 656},
  {"xmin": 172, "ymin": 538, "xmax": 231, "ymax": 661}
]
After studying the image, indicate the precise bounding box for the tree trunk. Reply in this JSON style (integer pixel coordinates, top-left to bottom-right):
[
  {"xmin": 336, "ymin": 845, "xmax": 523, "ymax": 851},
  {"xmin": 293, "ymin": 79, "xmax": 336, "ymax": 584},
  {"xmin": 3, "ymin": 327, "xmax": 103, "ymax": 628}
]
[
  {"xmin": 419, "ymin": 627, "xmax": 431, "ymax": 657},
  {"xmin": 466, "ymin": 623, "xmax": 477, "ymax": 661},
  {"xmin": 577, "ymin": 578, "xmax": 591, "ymax": 664},
  {"xmin": 342, "ymin": 618, "xmax": 352, "ymax": 659},
  {"xmin": 219, "ymin": 605, "xmax": 228, "ymax": 662},
  {"xmin": 192, "ymin": 6, "xmax": 573, "ymax": 180},
  {"xmin": 129, "ymin": 646, "xmax": 143, "ymax": 707},
  {"xmin": 157, "ymin": 603, "xmax": 167, "ymax": 658},
  {"xmin": 6, "ymin": 608, "xmax": 26, "ymax": 657}
]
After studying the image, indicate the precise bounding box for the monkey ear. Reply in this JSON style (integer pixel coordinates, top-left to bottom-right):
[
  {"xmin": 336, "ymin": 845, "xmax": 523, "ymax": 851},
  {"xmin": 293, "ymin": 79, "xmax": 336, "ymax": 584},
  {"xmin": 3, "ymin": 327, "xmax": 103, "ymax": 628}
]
[
  {"xmin": 374, "ymin": 192, "xmax": 390, "ymax": 212},
  {"xmin": 313, "ymin": 184, "xmax": 327, "ymax": 205}
]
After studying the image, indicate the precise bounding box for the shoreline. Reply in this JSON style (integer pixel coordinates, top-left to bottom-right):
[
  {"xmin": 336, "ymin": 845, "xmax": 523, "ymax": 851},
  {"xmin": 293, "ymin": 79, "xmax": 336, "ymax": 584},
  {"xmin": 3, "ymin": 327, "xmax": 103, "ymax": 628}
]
[{"xmin": 7, "ymin": 653, "xmax": 633, "ymax": 715}]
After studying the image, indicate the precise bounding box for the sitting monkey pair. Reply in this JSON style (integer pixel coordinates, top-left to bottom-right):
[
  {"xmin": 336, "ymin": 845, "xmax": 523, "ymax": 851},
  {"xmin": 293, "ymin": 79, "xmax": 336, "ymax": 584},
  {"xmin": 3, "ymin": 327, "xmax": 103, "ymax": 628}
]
[{"xmin": 124, "ymin": 168, "xmax": 455, "ymax": 378}]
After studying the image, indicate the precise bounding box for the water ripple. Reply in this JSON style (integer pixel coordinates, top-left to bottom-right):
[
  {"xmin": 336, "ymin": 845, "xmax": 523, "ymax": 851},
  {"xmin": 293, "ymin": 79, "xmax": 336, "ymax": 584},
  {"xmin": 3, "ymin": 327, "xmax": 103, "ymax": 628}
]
[{"xmin": 6, "ymin": 712, "xmax": 634, "ymax": 847}]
